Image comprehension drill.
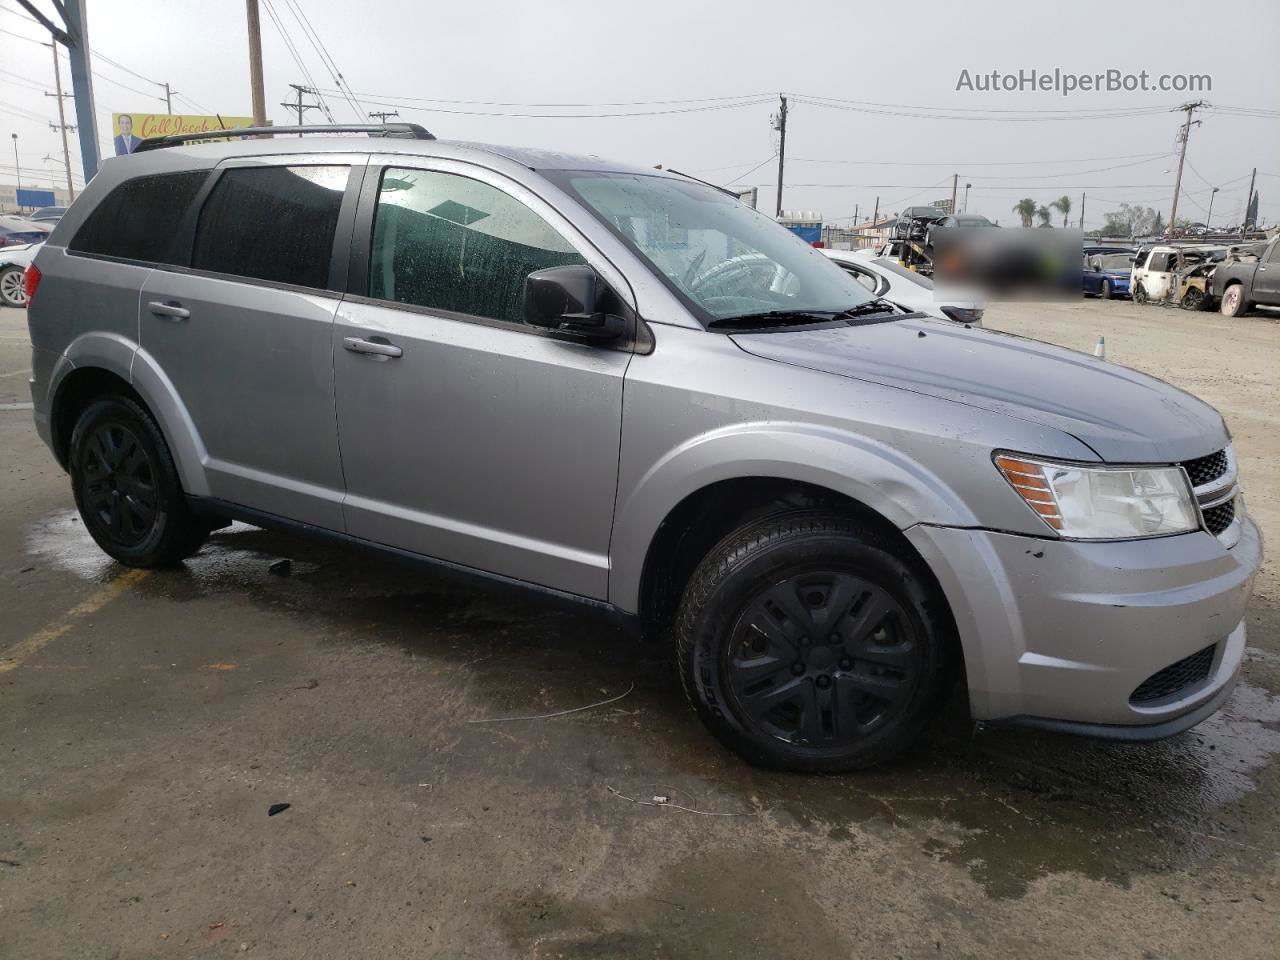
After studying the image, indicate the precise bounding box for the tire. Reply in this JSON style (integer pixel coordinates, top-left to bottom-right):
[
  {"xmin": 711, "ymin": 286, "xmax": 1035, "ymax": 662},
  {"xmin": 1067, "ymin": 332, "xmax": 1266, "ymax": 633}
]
[
  {"xmin": 675, "ymin": 512, "xmax": 952, "ymax": 772},
  {"xmin": 0, "ymin": 265, "xmax": 26, "ymax": 308},
  {"xmin": 1219, "ymin": 283, "xmax": 1246, "ymax": 317},
  {"xmin": 1133, "ymin": 283, "xmax": 1148, "ymax": 305},
  {"xmin": 68, "ymin": 395, "xmax": 210, "ymax": 567},
  {"xmin": 1100, "ymin": 279, "xmax": 1111, "ymax": 300},
  {"xmin": 1180, "ymin": 288, "xmax": 1205, "ymax": 311}
]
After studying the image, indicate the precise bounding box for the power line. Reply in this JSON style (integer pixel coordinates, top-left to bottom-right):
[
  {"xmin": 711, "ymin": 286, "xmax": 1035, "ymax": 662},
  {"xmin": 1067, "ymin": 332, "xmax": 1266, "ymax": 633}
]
[
  {"xmin": 300, "ymin": 93, "xmax": 774, "ymax": 119},
  {"xmin": 280, "ymin": 0, "xmax": 367, "ymax": 123},
  {"xmin": 788, "ymin": 151, "xmax": 1169, "ymax": 168},
  {"xmin": 262, "ymin": 0, "xmax": 335, "ymax": 122}
]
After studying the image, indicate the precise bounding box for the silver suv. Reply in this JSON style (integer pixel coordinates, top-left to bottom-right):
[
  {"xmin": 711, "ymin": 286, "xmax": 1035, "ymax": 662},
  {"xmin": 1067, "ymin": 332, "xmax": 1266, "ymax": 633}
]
[{"xmin": 24, "ymin": 125, "xmax": 1262, "ymax": 771}]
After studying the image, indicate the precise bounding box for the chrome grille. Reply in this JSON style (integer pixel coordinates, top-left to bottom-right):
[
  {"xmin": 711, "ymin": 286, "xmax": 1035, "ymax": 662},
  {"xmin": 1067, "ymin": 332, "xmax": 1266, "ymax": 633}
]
[
  {"xmin": 1130, "ymin": 644, "xmax": 1216, "ymax": 705},
  {"xmin": 1180, "ymin": 447, "xmax": 1240, "ymax": 547},
  {"xmin": 1181, "ymin": 450, "xmax": 1229, "ymax": 487},
  {"xmin": 1203, "ymin": 500, "xmax": 1235, "ymax": 536}
]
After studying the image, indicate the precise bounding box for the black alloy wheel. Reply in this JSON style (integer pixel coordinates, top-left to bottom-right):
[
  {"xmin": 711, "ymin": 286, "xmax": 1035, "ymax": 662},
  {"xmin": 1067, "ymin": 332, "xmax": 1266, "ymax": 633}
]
[
  {"xmin": 69, "ymin": 396, "xmax": 211, "ymax": 566},
  {"xmin": 676, "ymin": 512, "xmax": 951, "ymax": 772},
  {"xmin": 725, "ymin": 571, "xmax": 921, "ymax": 746},
  {"xmin": 80, "ymin": 420, "xmax": 159, "ymax": 547}
]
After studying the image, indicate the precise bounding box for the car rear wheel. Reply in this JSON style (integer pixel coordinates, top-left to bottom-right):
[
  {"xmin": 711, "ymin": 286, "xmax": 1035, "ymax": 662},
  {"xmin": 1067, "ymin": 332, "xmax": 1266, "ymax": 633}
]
[
  {"xmin": 675, "ymin": 512, "xmax": 951, "ymax": 772},
  {"xmin": 0, "ymin": 265, "xmax": 26, "ymax": 307},
  {"xmin": 1219, "ymin": 284, "xmax": 1246, "ymax": 317},
  {"xmin": 69, "ymin": 396, "xmax": 211, "ymax": 567}
]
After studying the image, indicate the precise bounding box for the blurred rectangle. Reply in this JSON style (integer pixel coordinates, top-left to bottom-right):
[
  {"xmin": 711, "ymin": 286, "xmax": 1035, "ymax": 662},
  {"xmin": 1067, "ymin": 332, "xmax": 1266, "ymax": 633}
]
[{"xmin": 932, "ymin": 227, "xmax": 1083, "ymax": 300}]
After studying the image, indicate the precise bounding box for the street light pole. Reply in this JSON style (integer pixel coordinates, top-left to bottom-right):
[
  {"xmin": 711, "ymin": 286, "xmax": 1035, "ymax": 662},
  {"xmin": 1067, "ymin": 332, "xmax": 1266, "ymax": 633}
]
[
  {"xmin": 1207, "ymin": 187, "xmax": 1219, "ymax": 230},
  {"xmin": 10, "ymin": 134, "xmax": 20, "ymax": 208},
  {"xmin": 963, "ymin": 183, "xmax": 971, "ymax": 214}
]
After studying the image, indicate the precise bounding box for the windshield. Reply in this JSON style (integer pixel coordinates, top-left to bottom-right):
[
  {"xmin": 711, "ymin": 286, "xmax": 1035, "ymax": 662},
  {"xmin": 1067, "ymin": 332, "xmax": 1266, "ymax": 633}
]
[{"xmin": 552, "ymin": 172, "xmax": 876, "ymax": 323}]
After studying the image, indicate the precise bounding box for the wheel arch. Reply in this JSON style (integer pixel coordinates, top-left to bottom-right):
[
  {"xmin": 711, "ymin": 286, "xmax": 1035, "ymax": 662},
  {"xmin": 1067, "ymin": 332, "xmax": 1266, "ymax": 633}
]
[
  {"xmin": 615, "ymin": 424, "xmax": 973, "ymax": 630},
  {"xmin": 50, "ymin": 336, "xmax": 209, "ymax": 496}
]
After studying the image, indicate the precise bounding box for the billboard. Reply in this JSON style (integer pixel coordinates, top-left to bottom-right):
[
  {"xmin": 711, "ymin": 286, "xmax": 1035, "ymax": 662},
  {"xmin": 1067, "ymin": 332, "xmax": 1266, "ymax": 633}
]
[
  {"xmin": 112, "ymin": 113, "xmax": 255, "ymax": 156},
  {"xmin": 16, "ymin": 188, "xmax": 56, "ymax": 208}
]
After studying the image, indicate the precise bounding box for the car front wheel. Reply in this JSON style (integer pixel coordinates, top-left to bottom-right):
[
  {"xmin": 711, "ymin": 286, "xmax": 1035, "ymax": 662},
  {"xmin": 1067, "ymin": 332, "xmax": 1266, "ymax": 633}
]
[{"xmin": 675, "ymin": 512, "xmax": 951, "ymax": 772}]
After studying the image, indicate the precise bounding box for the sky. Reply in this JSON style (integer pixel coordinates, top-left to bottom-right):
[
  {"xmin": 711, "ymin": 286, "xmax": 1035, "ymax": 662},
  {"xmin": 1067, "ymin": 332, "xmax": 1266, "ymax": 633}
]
[{"xmin": 2, "ymin": 0, "xmax": 1278, "ymax": 229}]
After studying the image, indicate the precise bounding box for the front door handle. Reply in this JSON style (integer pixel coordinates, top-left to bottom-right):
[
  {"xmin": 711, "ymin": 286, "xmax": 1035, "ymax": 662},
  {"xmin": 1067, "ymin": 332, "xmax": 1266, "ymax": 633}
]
[
  {"xmin": 343, "ymin": 336, "xmax": 403, "ymax": 359},
  {"xmin": 148, "ymin": 300, "xmax": 190, "ymax": 320}
]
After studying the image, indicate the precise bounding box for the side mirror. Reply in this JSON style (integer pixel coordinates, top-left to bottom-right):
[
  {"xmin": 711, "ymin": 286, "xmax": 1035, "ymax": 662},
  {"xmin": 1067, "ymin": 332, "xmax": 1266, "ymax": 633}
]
[{"xmin": 524, "ymin": 265, "xmax": 625, "ymax": 341}]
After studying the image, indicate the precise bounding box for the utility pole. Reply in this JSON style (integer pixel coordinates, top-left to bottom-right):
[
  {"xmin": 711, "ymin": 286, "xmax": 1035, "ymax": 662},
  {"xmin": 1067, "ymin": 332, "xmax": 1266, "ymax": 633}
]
[
  {"xmin": 10, "ymin": 134, "xmax": 20, "ymax": 196},
  {"xmin": 949, "ymin": 173, "xmax": 958, "ymax": 215},
  {"xmin": 1079, "ymin": 192, "xmax": 1085, "ymax": 229},
  {"xmin": 245, "ymin": 0, "xmax": 268, "ymax": 126},
  {"xmin": 368, "ymin": 110, "xmax": 399, "ymax": 123},
  {"xmin": 852, "ymin": 203, "xmax": 858, "ymax": 225},
  {"xmin": 963, "ymin": 182, "xmax": 971, "ymax": 214},
  {"xmin": 164, "ymin": 82, "xmax": 173, "ymax": 115},
  {"xmin": 1240, "ymin": 167, "xmax": 1257, "ymax": 238},
  {"xmin": 1167, "ymin": 100, "xmax": 1206, "ymax": 233},
  {"xmin": 772, "ymin": 95, "xmax": 787, "ymax": 218},
  {"xmin": 282, "ymin": 84, "xmax": 322, "ymax": 134},
  {"xmin": 45, "ymin": 43, "xmax": 76, "ymax": 201},
  {"xmin": 871, "ymin": 195, "xmax": 879, "ymax": 226}
]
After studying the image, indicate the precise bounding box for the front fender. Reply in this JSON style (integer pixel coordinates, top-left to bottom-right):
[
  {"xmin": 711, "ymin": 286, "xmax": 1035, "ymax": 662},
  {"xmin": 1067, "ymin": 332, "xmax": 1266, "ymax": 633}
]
[{"xmin": 608, "ymin": 421, "xmax": 977, "ymax": 612}]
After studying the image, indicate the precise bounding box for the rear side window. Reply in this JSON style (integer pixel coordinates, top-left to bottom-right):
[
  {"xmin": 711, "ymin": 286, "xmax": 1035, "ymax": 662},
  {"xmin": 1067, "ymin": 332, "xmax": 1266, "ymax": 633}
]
[
  {"xmin": 68, "ymin": 171, "xmax": 206, "ymax": 262},
  {"xmin": 192, "ymin": 165, "xmax": 348, "ymax": 289},
  {"xmin": 368, "ymin": 167, "xmax": 584, "ymax": 324}
]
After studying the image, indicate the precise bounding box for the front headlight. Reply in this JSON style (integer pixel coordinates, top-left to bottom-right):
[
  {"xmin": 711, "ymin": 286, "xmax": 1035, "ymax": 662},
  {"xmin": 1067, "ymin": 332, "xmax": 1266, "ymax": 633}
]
[{"xmin": 994, "ymin": 453, "xmax": 1199, "ymax": 539}]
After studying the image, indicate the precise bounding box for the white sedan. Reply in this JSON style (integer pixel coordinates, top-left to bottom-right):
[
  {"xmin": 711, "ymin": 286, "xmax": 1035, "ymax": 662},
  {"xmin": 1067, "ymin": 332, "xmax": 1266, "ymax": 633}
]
[
  {"xmin": 822, "ymin": 247, "xmax": 985, "ymax": 325},
  {"xmin": 0, "ymin": 241, "xmax": 42, "ymax": 308}
]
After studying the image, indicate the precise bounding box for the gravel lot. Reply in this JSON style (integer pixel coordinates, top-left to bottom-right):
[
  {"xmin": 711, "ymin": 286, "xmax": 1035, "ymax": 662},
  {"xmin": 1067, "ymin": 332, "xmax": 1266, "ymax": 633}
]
[{"xmin": 1, "ymin": 298, "xmax": 1277, "ymax": 959}]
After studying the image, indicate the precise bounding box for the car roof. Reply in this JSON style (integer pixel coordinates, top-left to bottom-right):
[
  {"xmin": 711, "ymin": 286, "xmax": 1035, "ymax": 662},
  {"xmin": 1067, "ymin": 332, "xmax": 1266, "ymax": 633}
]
[{"xmin": 115, "ymin": 135, "xmax": 673, "ymax": 178}]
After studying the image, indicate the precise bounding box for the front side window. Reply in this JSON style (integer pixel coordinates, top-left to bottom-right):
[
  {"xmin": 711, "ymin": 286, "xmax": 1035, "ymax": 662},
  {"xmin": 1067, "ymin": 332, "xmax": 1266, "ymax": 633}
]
[
  {"xmin": 1146, "ymin": 252, "xmax": 1172, "ymax": 272},
  {"xmin": 192, "ymin": 165, "xmax": 348, "ymax": 289},
  {"xmin": 368, "ymin": 167, "xmax": 584, "ymax": 325},
  {"xmin": 69, "ymin": 171, "xmax": 207, "ymax": 263},
  {"xmin": 551, "ymin": 171, "xmax": 875, "ymax": 323}
]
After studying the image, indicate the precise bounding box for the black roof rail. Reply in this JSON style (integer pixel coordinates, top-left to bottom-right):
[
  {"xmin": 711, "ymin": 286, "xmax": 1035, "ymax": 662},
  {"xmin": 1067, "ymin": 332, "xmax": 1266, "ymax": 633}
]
[{"xmin": 133, "ymin": 123, "xmax": 436, "ymax": 153}]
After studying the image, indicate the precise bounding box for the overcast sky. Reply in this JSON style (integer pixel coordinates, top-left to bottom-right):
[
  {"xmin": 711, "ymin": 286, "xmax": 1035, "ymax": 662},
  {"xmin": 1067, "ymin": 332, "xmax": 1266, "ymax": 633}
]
[{"xmin": 3, "ymin": 0, "xmax": 1278, "ymax": 228}]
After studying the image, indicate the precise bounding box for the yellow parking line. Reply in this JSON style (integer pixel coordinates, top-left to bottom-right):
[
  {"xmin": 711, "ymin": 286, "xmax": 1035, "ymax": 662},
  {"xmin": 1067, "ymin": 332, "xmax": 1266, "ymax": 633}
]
[{"xmin": 0, "ymin": 568, "xmax": 151, "ymax": 674}]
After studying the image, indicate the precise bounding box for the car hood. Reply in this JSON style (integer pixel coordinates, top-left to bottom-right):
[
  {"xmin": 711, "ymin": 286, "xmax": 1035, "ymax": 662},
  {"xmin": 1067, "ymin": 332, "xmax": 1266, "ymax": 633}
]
[{"xmin": 731, "ymin": 315, "xmax": 1228, "ymax": 463}]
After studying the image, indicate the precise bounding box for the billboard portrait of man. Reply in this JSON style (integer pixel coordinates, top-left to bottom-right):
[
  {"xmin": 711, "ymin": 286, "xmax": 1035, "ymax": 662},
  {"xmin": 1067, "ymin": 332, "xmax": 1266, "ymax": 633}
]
[{"xmin": 114, "ymin": 114, "xmax": 139, "ymax": 155}]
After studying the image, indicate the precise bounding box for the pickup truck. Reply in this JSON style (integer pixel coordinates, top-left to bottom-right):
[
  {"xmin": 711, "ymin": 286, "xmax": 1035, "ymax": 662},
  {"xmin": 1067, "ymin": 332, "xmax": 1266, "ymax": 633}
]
[{"xmin": 1212, "ymin": 235, "xmax": 1280, "ymax": 317}]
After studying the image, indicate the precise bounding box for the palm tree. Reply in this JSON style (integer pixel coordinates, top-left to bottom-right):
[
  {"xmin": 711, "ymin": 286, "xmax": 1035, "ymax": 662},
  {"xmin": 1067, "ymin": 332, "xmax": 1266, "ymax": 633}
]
[
  {"xmin": 1036, "ymin": 205, "xmax": 1052, "ymax": 227},
  {"xmin": 1013, "ymin": 198, "xmax": 1037, "ymax": 228},
  {"xmin": 1051, "ymin": 195, "xmax": 1072, "ymax": 227}
]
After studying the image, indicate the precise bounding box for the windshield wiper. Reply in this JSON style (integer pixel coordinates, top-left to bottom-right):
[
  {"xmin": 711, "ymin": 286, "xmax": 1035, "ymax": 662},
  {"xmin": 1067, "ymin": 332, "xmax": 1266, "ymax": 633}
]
[
  {"xmin": 837, "ymin": 298, "xmax": 900, "ymax": 318},
  {"xmin": 705, "ymin": 309, "xmax": 845, "ymax": 329}
]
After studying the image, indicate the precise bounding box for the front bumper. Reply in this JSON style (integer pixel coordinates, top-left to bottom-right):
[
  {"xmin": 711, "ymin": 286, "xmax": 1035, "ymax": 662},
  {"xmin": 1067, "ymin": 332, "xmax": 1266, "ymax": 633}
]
[{"xmin": 906, "ymin": 514, "xmax": 1262, "ymax": 735}]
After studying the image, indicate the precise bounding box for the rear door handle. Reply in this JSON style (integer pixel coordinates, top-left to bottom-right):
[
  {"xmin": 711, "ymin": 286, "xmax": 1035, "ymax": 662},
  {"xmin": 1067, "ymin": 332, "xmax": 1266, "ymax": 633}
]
[
  {"xmin": 148, "ymin": 300, "xmax": 190, "ymax": 320},
  {"xmin": 343, "ymin": 336, "xmax": 403, "ymax": 359}
]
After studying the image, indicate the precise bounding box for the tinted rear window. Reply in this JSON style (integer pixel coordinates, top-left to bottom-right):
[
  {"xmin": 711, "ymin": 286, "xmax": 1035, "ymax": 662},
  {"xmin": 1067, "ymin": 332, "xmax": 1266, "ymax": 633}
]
[
  {"xmin": 69, "ymin": 171, "xmax": 207, "ymax": 262},
  {"xmin": 192, "ymin": 165, "xmax": 348, "ymax": 289}
]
